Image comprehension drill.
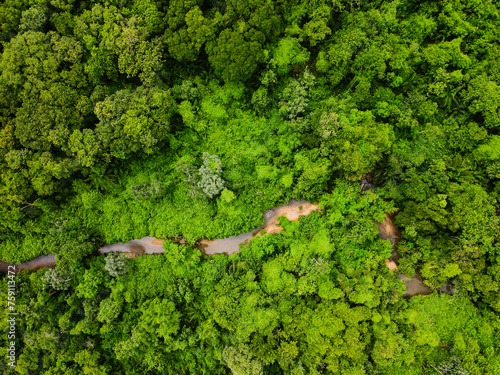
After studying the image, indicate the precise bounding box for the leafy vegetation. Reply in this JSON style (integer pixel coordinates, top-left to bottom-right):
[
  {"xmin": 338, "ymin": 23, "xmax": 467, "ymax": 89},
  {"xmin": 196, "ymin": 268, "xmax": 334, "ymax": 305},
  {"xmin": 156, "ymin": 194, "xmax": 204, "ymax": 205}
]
[{"xmin": 1, "ymin": 0, "xmax": 499, "ymax": 373}]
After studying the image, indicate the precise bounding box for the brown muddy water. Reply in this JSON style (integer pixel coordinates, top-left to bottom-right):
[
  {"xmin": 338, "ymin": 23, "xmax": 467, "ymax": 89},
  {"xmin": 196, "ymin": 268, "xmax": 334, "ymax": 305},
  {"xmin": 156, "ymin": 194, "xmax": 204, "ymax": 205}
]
[
  {"xmin": 374, "ymin": 213, "xmax": 439, "ymax": 298},
  {"xmin": 399, "ymin": 274, "xmax": 432, "ymax": 297},
  {"xmin": 1, "ymin": 200, "xmax": 320, "ymax": 272},
  {"xmin": 99, "ymin": 236, "xmax": 166, "ymax": 255},
  {"xmin": 98, "ymin": 200, "xmax": 321, "ymax": 256},
  {"xmin": 1, "ymin": 201, "xmax": 447, "ymax": 298},
  {"xmin": 0, "ymin": 254, "xmax": 56, "ymax": 274},
  {"xmin": 199, "ymin": 200, "xmax": 320, "ymax": 254}
]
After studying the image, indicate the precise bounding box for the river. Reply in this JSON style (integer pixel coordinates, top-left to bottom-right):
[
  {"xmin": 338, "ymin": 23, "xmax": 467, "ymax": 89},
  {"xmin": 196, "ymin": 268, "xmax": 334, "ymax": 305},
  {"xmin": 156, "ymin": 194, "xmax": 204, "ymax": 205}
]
[{"xmin": 1, "ymin": 200, "xmax": 444, "ymax": 298}]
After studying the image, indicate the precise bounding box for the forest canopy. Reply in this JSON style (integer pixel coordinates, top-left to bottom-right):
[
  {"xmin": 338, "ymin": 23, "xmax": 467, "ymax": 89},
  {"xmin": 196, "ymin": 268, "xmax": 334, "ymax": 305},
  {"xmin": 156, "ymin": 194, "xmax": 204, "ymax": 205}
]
[{"xmin": 0, "ymin": 0, "xmax": 500, "ymax": 374}]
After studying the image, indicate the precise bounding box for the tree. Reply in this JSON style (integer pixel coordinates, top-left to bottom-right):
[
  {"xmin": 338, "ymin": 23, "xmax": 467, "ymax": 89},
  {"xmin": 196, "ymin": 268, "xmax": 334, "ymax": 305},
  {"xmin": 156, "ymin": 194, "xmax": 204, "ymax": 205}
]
[
  {"xmin": 105, "ymin": 253, "xmax": 130, "ymax": 277},
  {"xmin": 300, "ymin": 5, "xmax": 332, "ymax": 47},
  {"xmin": 0, "ymin": 0, "xmax": 27, "ymax": 45},
  {"xmin": 197, "ymin": 152, "xmax": 225, "ymax": 198},
  {"xmin": 43, "ymin": 268, "xmax": 71, "ymax": 291},
  {"xmin": 19, "ymin": 6, "xmax": 46, "ymax": 32},
  {"xmin": 0, "ymin": 31, "xmax": 90, "ymax": 151},
  {"xmin": 94, "ymin": 86, "xmax": 175, "ymax": 158},
  {"xmin": 430, "ymin": 357, "xmax": 469, "ymax": 375},
  {"xmin": 74, "ymin": 5, "xmax": 163, "ymax": 86},
  {"xmin": 0, "ymin": 30, "xmax": 94, "ymax": 197},
  {"xmin": 68, "ymin": 129, "xmax": 101, "ymax": 168},
  {"xmin": 165, "ymin": 5, "xmax": 215, "ymax": 61},
  {"xmin": 223, "ymin": 345, "xmax": 264, "ymax": 375},
  {"xmin": 313, "ymin": 105, "xmax": 394, "ymax": 180},
  {"xmin": 272, "ymin": 36, "xmax": 310, "ymax": 75},
  {"xmin": 207, "ymin": 27, "xmax": 266, "ymax": 82},
  {"xmin": 279, "ymin": 69, "xmax": 316, "ymax": 119}
]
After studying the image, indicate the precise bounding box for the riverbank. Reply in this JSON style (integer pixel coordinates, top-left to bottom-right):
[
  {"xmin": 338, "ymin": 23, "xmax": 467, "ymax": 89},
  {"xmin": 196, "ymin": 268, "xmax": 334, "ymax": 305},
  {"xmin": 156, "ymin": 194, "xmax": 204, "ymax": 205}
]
[{"xmin": 1, "ymin": 201, "xmax": 446, "ymax": 298}]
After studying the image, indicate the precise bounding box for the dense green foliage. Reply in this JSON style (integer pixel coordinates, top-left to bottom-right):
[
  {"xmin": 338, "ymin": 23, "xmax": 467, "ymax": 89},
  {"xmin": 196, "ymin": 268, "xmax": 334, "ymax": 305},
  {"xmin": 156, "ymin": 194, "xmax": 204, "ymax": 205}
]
[{"xmin": 1, "ymin": 0, "xmax": 500, "ymax": 373}]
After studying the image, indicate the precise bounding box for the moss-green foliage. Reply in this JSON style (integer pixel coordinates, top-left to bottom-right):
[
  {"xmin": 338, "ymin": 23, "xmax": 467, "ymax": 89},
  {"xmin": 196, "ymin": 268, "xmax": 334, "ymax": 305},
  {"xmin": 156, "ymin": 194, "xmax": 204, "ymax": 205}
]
[
  {"xmin": 1, "ymin": 0, "xmax": 500, "ymax": 373},
  {"xmin": 4, "ymin": 193, "xmax": 499, "ymax": 374}
]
